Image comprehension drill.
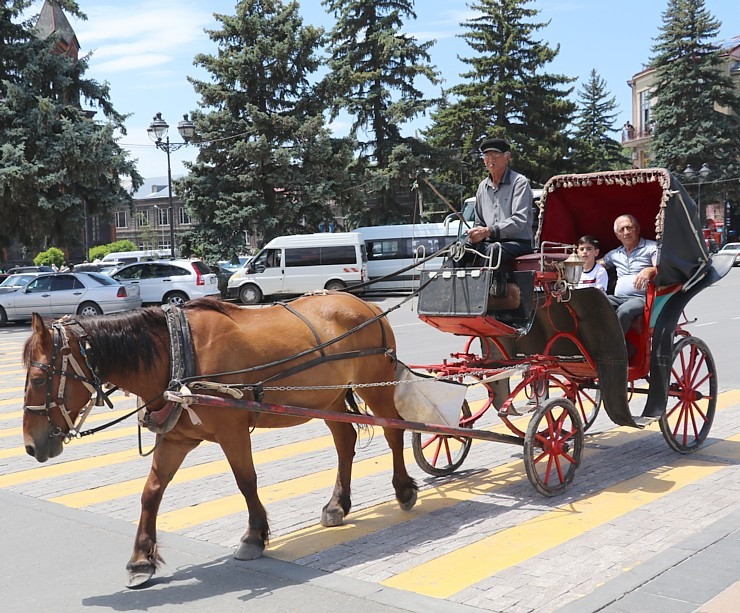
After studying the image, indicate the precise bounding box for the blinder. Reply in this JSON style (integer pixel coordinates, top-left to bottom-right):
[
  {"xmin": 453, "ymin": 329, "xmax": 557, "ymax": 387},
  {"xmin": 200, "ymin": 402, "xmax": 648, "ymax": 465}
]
[{"xmin": 24, "ymin": 319, "xmax": 114, "ymax": 442}]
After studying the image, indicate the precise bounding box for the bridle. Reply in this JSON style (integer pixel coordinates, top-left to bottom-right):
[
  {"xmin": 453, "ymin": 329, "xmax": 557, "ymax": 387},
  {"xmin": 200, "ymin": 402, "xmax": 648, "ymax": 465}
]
[{"xmin": 24, "ymin": 319, "xmax": 115, "ymax": 442}]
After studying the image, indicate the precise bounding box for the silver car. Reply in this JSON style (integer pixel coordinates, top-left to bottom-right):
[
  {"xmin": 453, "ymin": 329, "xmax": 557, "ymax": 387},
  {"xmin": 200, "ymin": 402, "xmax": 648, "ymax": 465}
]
[
  {"xmin": 0, "ymin": 273, "xmax": 41, "ymax": 295},
  {"xmin": 718, "ymin": 242, "xmax": 740, "ymax": 266},
  {"xmin": 111, "ymin": 259, "xmax": 220, "ymax": 306},
  {"xmin": 0, "ymin": 272, "xmax": 142, "ymax": 325}
]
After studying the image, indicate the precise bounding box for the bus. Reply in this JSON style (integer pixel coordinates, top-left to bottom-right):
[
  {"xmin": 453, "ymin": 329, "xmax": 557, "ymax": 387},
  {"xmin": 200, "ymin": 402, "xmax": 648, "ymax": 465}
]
[{"xmin": 352, "ymin": 221, "xmax": 462, "ymax": 292}]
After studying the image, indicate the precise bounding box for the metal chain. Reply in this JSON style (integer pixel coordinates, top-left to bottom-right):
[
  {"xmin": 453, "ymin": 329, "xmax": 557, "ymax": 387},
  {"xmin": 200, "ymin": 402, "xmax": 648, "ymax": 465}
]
[{"xmin": 189, "ymin": 368, "xmax": 514, "ymax": 393}]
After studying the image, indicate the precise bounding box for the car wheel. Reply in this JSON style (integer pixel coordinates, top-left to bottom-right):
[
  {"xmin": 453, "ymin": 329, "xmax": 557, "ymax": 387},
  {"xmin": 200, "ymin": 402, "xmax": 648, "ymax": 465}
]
[
  {"xmin": 239, "ymin": 283, "xmax": 262, "ymax": 305},
  {"xmin": 163, "ymin": 291, "xmax": 189, "ymax": 307},
  {"xmin": 325, "ymin": 280, "xmax": 346, "ymax": 292},
  {"xmin": 77, "ymin": 302, "xmax": 102, "ymax": 317},
  {"xmin": 0, "ymin": 306, "xmax": 7, "ymax": 326}
]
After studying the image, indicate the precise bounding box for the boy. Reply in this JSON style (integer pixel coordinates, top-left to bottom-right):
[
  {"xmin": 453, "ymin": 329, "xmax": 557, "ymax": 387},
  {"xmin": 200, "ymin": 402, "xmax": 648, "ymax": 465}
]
[{"xmin": 575, "ymin": 235, "xmax": 608, "ymax": 292}]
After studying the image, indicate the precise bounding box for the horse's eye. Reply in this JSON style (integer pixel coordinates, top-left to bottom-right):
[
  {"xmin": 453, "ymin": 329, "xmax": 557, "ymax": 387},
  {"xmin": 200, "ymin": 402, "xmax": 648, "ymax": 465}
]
[{"xmin": 31, "ymin": 377, "xmax": 46, "ymax": 388}]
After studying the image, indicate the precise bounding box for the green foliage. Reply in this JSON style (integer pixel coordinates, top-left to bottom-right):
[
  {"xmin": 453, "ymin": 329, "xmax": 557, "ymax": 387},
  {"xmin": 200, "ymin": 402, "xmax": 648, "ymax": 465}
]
[
  {"xmin": 33, "ymin": 246, "xmax": 65, "ymax": 268},
  {"xmin": 321, "ymin": 0, "xmax": 441, "ymax": 222},
  {"xmin": 88, "ymin": 240, "xmax": 136, "ymax": 261},
  {"xmin": 423, "ymin": 0, "xmax": 576, "ymax": 193},
  {"xmin": 179, "ymin": 0, "xmax": 356, "ymax": 260},
  {"xmin": 0, "ymin": 1, "xmax": 142, "ymax": 255},
  {"xmin": 570, "ymin": 69, "xmax": 631, "ymax": 172},
  {"xmin": 649, "ymin": 0, "xmax": 740, "ymax": 206}
]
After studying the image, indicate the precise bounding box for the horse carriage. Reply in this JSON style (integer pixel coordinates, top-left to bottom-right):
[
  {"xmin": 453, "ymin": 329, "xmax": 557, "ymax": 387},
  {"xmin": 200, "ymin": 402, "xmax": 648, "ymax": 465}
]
[
  {"xmin": 20, "ymin": 168, "xmax": 732, "ymax": 587},
  {"xmin": 410, "ymin": 167, "xmax": 733, "ymax": 494}
]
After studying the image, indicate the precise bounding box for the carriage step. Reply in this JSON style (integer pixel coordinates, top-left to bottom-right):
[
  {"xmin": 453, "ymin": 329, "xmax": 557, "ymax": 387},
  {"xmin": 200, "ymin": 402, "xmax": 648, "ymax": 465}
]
[{"xmin": 633, "ymin": 416, "xmax": 659, "ymax": 428}]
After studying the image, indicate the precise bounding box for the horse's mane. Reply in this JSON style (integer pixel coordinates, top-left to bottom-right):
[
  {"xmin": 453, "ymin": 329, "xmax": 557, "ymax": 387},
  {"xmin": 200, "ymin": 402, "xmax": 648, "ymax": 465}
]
[{"xmin": 24, "ymin": 297, "xmax": 239, "ymax": 380}]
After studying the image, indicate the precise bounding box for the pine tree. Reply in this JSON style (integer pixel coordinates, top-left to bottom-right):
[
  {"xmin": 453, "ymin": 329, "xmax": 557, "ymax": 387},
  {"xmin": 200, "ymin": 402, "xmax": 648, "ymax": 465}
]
[
  {"xmin": 0, "ymin": 0, "xmax": 141, "ymax": 256},
  {"xmin": 321, "ymin": 0, "xmax": 441, "ymax": 224},
  {"xmin": 423, "ymin": 0, "xmax": 576, "ymax": 194},
  {"xmin": 570, "ymin": 69, "xmax": 631, "ymax": 173},
  {"xmin": 179, "ymin": 0, "xmax": 357, "ymax": 260},
  {"xmin": 649, "ymin": 0, "xmax": 740, "ymax": 206}
]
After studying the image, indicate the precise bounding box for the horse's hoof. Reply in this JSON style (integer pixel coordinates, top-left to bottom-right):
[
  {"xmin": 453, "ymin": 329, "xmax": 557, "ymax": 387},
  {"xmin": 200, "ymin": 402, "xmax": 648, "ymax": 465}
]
[
  {"xmin": 126, "ymin": 568, "xmax": 155, "ymax": 589},
  {"xmin": 321, "ymin": 506, "xmax": 345, "ymax": 527},
  {"xmin": 234, "ymin": 538, "xmax": 264, "ymax": 561},
  {"xmin": 398, "ymin": 488, "xmax": 417, "ymax": 511}
]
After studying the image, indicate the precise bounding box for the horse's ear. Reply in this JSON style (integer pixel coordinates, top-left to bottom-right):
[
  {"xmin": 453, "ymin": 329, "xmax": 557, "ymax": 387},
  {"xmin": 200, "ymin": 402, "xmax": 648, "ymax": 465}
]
[{"xmin": 31, "ymin": 313, "xmax": 49, "ymax": 340}]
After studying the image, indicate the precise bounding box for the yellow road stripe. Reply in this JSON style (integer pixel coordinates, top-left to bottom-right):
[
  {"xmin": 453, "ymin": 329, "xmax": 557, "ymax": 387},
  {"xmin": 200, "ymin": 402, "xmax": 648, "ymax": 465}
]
[
  {"xmin": 381, "ymin": 459, "xmax": 726, "ymax": 598},
  {"xmin": 0, "ymin": 425, "xmax": 154, "ymax": 463},
  {"xmin": 0, "ymin": 405, "xmax": 139, "ymax": 438},
  {"xmin": 0, "ymin": 448, "xmax": 145, "ymax": 487},
  {"xmin": 51, "ymin": 433, "xmax": 338, "ymax": 508}
]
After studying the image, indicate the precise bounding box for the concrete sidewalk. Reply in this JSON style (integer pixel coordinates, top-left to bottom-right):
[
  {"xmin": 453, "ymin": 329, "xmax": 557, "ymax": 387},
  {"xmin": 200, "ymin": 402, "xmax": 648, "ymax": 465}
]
[
  {"xmin": 0, "ymin": 489, "xmax": 474, "ymax": 613},
  {"xmin": 558, "ymin": 507, "xmax": 740, "ymax": 613}
]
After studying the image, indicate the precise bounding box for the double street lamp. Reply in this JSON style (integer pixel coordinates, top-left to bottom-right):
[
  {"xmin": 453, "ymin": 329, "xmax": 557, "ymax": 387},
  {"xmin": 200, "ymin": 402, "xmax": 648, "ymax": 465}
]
[
  {"xmin": 147, "ymin": 112, "xmax": 196, "ymax": 258},
  {"xmin": 684, "ymin": 162, "xmax": 711, "ymax": 226}
]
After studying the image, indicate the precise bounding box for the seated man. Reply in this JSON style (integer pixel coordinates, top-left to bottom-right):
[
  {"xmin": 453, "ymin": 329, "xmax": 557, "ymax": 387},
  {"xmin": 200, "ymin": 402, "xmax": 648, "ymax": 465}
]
[
  {"xmin": 600, "ymin": 214, "xmax": 657, "ymax": 339},
  {"xmin": 466, "ymin": 136, "xmax": 534, "ymax": 266}
]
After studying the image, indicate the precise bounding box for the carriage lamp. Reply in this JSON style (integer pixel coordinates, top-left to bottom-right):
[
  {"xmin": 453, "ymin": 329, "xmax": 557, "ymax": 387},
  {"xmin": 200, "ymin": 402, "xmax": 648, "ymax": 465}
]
[{"xmin": 562, "ymin": 250, "xmax": 585, "ymax": 285}]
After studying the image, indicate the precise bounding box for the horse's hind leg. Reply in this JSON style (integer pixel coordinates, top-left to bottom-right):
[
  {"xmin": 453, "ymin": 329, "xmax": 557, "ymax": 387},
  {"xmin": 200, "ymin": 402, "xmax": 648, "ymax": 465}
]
[
  {"xmin": 218, "ymin": 431, "xmax": 269, "ymax": 560},
  {"xmin": 322, "ymin": 406, "xmax": 357, "ymax": 527},
  {"xmin": 359, "ymin": 387, "xmax": 418, "ymax": 511},
  {"xmin": 127, "ymin": 436, "xmax": 198, "ymax": 588}
]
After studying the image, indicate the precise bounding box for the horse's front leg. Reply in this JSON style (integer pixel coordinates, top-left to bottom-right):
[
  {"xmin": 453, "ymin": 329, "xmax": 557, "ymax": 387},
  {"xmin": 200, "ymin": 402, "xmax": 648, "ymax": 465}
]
[
  {"xmin": 322, "ymin": 419, "xmax": 357, "ymax": 527},
  {"xmin": 127, "ymin": 435, "xmax": 197, "ymax": 588},
  {"xmin": 218, "ymin": 431, "xmax": 269, "ymax": 561}
]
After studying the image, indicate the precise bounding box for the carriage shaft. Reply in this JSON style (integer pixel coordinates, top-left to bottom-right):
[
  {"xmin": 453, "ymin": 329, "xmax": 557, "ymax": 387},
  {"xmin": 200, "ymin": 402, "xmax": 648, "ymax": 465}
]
[{"xmin": 164, "ymin": 392, "xmax": 525, "ymax": 447}]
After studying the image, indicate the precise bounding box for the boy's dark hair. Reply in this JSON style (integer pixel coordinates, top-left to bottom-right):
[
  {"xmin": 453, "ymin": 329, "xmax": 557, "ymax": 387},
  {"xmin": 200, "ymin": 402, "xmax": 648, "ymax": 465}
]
[{"xmin": 578, "ymin": 235, "xmax": 600, "ymax": 249}]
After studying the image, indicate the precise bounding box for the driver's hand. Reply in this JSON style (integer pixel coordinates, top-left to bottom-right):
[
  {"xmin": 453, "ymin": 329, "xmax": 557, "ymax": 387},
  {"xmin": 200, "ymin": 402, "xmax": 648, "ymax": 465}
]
[{"xmin": 466, "ymin": 226, "xmax": 490, "ymax": 244}]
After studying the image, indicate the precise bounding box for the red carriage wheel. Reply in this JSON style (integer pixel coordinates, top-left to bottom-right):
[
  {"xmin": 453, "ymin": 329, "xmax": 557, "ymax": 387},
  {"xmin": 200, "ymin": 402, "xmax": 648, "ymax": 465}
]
[
  {"xmin": 412, "ymin": 400, "xmax": 472, "ymax": 476},
  {"xmin": 659, "ymin": 336, "xmax": 717, "ymax": 453},
  {"xmin": 569, "ymin": 384, "xmax": 601, "ymax": 431},
  {"xmin": 523, "ymin": 398, "xmax": 583, "ymax": 496}
]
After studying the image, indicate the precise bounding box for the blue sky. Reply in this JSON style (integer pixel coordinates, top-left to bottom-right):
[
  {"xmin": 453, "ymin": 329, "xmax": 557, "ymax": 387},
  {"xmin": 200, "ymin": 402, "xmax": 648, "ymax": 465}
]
[{"xmin": 31, "ymin": 0, "xmax": 737, "ymax": 179}]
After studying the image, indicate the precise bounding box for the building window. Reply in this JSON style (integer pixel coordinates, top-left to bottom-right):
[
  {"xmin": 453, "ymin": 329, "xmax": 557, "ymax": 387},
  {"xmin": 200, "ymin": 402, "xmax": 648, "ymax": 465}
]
[
  {"xmin": 639, "ymin": 90, "xmax": 652, "ymax": 134},
  {"xmin": 115, "ymin": 211, "xmax": 127, "ymax": 228},
  {"xmin": 155, "ymin": 207, "xmax": 169, "ymax": 226},
  {"xmin": 179, "ymin": 207, "xmax": 192, "ymax": 225},
  {"xmin": 136, "ymin": 210, "xmax": 150, "ymax": 227}
]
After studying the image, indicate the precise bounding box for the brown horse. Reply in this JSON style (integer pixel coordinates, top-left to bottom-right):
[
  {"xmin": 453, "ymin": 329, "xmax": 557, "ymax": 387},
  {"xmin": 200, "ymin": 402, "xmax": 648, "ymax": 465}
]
[{"xmin": 21, "ymin": 294, "xmax": 417, "ymax": 587}]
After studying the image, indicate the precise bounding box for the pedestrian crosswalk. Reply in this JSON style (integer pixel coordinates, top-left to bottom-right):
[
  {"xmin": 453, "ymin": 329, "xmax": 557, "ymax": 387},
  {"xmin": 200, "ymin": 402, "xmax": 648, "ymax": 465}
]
[{"xmin": 2, "ymin": 334, "xmax": 740, "ymax": 610}]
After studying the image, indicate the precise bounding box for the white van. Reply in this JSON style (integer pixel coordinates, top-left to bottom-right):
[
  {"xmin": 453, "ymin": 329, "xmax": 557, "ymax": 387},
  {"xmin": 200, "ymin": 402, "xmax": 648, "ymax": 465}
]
[
  {"xmin": 101, "ymin": 250, "xmax": 172, "ymax": 266},
  {"xmin": 352, "ymin": 222, "xmax": 461, "ymax": 292},
  {"xmin": 227, "ymin": 233, "xmax": 367, "ymax": 304}
]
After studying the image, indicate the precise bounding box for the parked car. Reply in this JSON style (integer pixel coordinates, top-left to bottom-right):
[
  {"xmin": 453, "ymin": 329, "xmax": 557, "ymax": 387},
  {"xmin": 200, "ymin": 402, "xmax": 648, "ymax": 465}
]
[
  {"xmin": 7, "ymin": 265, "xmax": 54, "ymax": 274},
  {"xmin": 0, "ymin": 272, "xmax": 41, "ymax": 295},
  {"xmin": 0, "ymin": 272, "xmax": 142, "ymax": 326},
  {"xmin": 209, "ymin": 264, "xmax": 237, "ymax": 296},
  {"xmin": 718, "ymin": 242, "xmax": 740, "ymax": 266},
  {"xmin": 72, "ymin": 262, "xmax": 121, "ymax": 276},
  {"xmin": 111, "ymin": 259, "xmax": 220, "ymax": 306}
]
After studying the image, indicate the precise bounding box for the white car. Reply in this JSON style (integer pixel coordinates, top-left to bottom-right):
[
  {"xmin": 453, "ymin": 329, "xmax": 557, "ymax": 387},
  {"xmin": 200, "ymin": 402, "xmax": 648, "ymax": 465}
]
[
  {"xmin": 111, "ymin": 259, "xmax": 220, "ymax": 306},
  {"xmin": 0, "ymin": 272, "xmax": 142, "ymax": 325},
  {"xmin": 718, "ymin": 242, "xmax": 740, "ymax": 266}
]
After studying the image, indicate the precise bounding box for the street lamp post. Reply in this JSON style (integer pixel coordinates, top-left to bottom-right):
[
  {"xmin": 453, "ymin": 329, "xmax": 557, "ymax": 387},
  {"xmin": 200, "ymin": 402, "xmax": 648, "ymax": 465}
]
[
  {"xmin": 683, "ymin": 162, "xmax": 711, "ymax": 226},
  {"xmin": 147, "ymin": 112, "xmax": 196, "ymax": 258}
]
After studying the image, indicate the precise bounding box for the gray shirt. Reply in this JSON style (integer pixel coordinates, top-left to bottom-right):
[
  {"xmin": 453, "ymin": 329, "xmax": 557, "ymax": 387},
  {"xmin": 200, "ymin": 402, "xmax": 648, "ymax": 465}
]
[
  {"xmin": 603, "ymin": 238, "xmax": 658, "ymax": 298},
  {"xmin": 474, "ymin": 167, "xmax": 534, "ymax": 243}
]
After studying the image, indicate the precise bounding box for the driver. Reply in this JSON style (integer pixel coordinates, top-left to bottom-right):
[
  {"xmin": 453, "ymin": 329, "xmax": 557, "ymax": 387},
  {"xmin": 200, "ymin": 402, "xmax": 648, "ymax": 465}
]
[{"xmin": 466, "ymin": 137, "xmax": 534, "ymax": 265}]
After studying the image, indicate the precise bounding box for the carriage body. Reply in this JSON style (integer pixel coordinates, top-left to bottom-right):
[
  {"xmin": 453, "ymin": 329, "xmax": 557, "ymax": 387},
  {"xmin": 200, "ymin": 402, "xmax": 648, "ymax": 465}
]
[{"xmin": 414, "ymin": 169, "xmax": 733, "ymax": 491}]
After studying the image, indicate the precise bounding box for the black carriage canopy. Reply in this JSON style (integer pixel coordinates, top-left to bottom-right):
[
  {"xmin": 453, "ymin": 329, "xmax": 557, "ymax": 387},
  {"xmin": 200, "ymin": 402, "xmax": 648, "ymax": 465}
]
[{"xmin": 532, "ymin": 168, "xmax": 730, "ymax": 427}]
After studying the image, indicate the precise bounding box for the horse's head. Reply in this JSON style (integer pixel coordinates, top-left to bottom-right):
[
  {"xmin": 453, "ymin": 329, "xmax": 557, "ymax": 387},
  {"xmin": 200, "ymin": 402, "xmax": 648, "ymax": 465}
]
[{"xmin": 22, "ymin": 313, "xmax": 107, "ymax": 462}]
